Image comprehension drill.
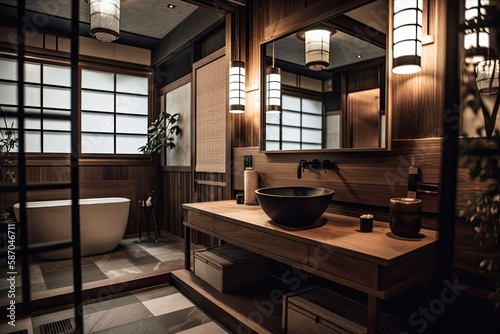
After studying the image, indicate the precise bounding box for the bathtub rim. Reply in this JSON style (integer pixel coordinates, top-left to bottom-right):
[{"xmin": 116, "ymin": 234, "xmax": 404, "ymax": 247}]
[{"xmin": 13, "ymin": 197, "xmax": 131, "ymax": 209}]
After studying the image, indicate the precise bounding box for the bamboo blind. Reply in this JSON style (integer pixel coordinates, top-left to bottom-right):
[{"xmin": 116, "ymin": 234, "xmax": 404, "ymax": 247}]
[{"xmin": 195, "ymin": 54, "xmax": 227, "ymax": 173}]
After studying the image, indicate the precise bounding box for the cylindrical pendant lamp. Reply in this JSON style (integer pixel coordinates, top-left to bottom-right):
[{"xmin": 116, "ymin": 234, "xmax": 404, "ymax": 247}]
[
  {"xmin": 266, "ymin": 67, "xmax": 281, "ymax": 113},
  {"xmin": 304, "ymin": 29, "xmax": 331, "ymax": 71},
  {"xmin": 392, "ymin": 0, "xmax": 423, "ymax": 74},
  {"xmin": 229, "ymin": 60, "xmax": 245, "ymax": 113},
  {"xmin": 89, "ymin": 0, "xmax": 121, "ymax": 43}
]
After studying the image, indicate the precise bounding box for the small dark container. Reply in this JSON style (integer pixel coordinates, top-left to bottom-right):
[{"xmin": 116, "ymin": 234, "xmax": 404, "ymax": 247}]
[
  {"xmin": 236, "ymin": 193, "xmax": 244, "ymax": 204},
  {"xmin": 389, "ymin": 198, "xmax": 422, "ymax": 238},
  {"xmin": 360, "ymin": 214, "xmax": 373, "ymax": 232}
]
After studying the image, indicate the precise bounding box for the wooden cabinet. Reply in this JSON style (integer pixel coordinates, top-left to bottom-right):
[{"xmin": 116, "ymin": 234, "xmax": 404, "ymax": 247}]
[{"xmin": 179, "ymin": 200, "xmax": 438, "ymax": 333}]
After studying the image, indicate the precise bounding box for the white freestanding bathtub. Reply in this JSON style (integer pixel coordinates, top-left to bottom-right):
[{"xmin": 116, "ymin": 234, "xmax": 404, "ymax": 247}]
[{"xmin": 13, "ymin": 197, "xmax": 131, "ymax": 260}]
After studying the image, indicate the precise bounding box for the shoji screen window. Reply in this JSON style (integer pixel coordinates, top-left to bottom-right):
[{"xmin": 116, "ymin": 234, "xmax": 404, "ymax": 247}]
[
  {"xmin": 265, "ymin": 94, "xmax": 323, "ymax": 150},
  {"xmin": 0, "ymin": 57, "xmax": 71, "ymax": 153},
  {"xmin": 81, "ymin": 69, "xmax": 149, "ymax": 154}
]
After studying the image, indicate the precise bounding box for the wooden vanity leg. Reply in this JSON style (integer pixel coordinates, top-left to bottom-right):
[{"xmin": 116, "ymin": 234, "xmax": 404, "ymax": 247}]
[
  {"xmin": 184, "ymin": 225, "xmax": 191, "ymax": 271},
  {"xmin": 367, "ymin": 294, "xmax": 379, "ymax": 334}
]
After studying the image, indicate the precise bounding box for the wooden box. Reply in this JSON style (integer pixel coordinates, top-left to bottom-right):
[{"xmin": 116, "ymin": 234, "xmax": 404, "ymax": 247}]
[
  {"xmin": 193, "ymin": 244, "xmax": 268, "ymax": 292},
  {"xmin": 283, "ymin": 287, "xmax": 400, "ymax": 334}
]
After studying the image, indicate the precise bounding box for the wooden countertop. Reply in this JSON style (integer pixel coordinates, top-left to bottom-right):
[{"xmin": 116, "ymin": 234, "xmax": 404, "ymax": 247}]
[{"xmin": 183, "ymin": 200, "xmax": 438, "ymax": 266}]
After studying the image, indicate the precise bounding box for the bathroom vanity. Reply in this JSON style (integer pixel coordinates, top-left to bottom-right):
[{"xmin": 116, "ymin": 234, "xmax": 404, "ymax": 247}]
[{"xmin": 176, "ymin": 200, "xmax": 438, "ymax": 333}]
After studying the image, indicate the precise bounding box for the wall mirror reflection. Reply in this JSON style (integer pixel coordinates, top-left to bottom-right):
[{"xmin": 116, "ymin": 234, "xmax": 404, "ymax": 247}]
[{"xmin": 262, "ymin": 0, "xmax": 389, "ymax": 151}]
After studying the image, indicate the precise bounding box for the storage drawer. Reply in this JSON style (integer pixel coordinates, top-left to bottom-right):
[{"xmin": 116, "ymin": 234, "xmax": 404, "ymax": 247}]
[
  {"xmin": 193, "ymin": 244, "xmax": 268, "ymax": 292},
  {"xmin": 283, "ymin": 287, "xmax": 400, "ymax": 334},
  {"xmin": 187, "ymin": 211, "xmax": 214, "ymax": 231}
]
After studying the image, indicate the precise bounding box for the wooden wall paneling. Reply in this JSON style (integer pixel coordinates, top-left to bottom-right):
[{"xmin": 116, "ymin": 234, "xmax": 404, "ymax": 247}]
[
  {"xmin": 391, "ymin": 0, "xmax": 445, "ymax": 140},
  {"xmin": 7, "ymin": 162, "xmax": 160, "ymax": 236},
  {"xmin": 162, "ymin": 170, "xmax": 193, "ymax": 238},
  {"xmin": 233, "ymin": 139, "xmax": 442, "ymax": 213}
]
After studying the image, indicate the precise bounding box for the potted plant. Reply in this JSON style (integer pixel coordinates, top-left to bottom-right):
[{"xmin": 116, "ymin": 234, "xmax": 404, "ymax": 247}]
[
  {"xmin": 138, "ymin": 111, "xmax": 182, "ymax": 154},
  {"xmin": 0, "ymin": 106, "xmax": 19, "ymax": 220}
]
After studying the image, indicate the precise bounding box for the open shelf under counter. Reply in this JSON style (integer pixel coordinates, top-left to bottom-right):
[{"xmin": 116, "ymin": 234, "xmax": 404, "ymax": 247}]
[
  {"xmin": 181, "ymin": 200, "xmax": 439, "ymax": 333},
  {"xmin": 171, "ymin": 268, "xmax": 290, "ymax": 334}
]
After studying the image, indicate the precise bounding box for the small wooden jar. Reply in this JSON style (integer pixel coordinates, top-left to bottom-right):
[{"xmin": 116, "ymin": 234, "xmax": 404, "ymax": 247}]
[{"xmin": 389, "ymin": 198, "xmax": 422, "ymax": 237}]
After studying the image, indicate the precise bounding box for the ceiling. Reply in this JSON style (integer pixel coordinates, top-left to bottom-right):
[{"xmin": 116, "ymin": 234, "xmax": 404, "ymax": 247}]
[
  {"xmin": 0, "ymin": 0, "xmax": 242, "ymax": 49},
  {"xmin": 0, "ymin": 0, "xmax": 385, "ymax": 71},
  {"xmin": 266, "ymin": 0, "xmax": 388, "ymax": 72}
]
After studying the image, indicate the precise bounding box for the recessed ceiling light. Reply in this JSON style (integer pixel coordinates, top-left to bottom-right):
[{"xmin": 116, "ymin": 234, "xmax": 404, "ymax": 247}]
[
  {"xmin": 167, "ymin": 4, "xmax": 176, "ymax": 9},
  {"xmin": 356, "ymin": 54, "xmax": 362, "ymax": 58}
]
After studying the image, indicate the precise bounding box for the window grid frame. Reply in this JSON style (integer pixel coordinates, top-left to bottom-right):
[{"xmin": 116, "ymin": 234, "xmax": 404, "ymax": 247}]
[
  {"xmin": 80, "ymin": 67, "xmax": 150, "ymax": 155},
  {"xmin": 0, "ymin": 58, "xmax": 73, "ymax": 153},
  {"xmin": 0, "ymin": 55, "xmax": 152, "ymax": 157},
  {"xmin": 266, "ymin": 92, "xmax": 323, "ymax": 150}
]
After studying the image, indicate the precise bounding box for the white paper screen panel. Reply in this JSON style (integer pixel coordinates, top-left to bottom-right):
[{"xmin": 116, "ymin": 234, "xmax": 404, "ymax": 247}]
[
  {"xmin": 266, "ymin": 124, "xmax": 279, "ymax": 141},
  {"xmin": 81, "ymin": 112, "xmax": 114, "ymax": 133},
  {"xmin": 303, "ymin": 98, "xmax": 322, "ymax": 114},
  {"xmin": 25, "ymin": 62, "xmax": 41, "ymax": 83},
  {"xmin": 0, "ymin": 82, "xmax": 17, "ymax": 105},
  {"xmin": 43, "ymin": 132, "xmax": 71, "ymax": 153},
  {"xmin": 116, "ymin": 94, "xmax": 148, "ymax": 115},
  {"xmin": 0, "ymin": 58, "xmax": 17, "ymax": 80},
  {"xmin": 44, "ymin": 119, "xmax": 71, "ymax": 131},
  {"xmin": 282, "ymin": 95, "xmax": 301, "ymax": 111},
  {"xmin": 43, "ymin": 87, "xmax": 70, "ymax": 109},
  {"xmin": 282, "ymin": 110, "xmax": 300, "ymax": 126},
  {"xmin": 283, "ymin": 126, "xmax": 300, "ymax": 139},
  {"xmin": 302, "ymin": 113, "xmax": 322, "ymax": 128},
  {"xmin": 116, "ymin": 74, "xmax": 148, "ymax": 95},
  {"xmin": 26, "ymin": 85, "xmax": 41, "ymax": 107},
  {"xmin": 165, "ymin": 81, "xmax": 191, "ymax": 167},
  {"xmin": 303, "ymin": 128, "xmax": 322, "ymax": 143},
  {"xmin": 326, "ymin": 113, "xmax": 341, "ymax": 149},
  {"xmin": 116, "ymin": 114, "xmax": 147, "ymax": 134},
  {"xmin": 266, "ymin": 113, "xmax": 279, "ymax": 125},
  {"xmin": 81, "ymin": 91, "xmax": 114, "ymax": 112},
  {"xmin": 43, "ymin": 64, "xmax": 70, "ymax": 86},
  {"xmin": 282, "ymin": 142, "xmax": 301, "ymax": 150},
  {"xmin": 81, "ymin": 133, "xmax": 114, "ymax": 153},
  {"xmin": 82, "ymin": 69, "xmax": 114, "ymax": 91},
  {"xmin": 25, "ymin": 132, "xmax": 41, "ymax": 152},
  {"xmin": 116, "ymin": 135, "xmax": 147, "ymax": 154}
]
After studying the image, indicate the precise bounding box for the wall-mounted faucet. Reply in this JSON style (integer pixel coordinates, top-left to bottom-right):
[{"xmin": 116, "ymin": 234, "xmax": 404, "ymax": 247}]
[{"xmin": 298, "ymin": 159, "xmax": 320, "ymax": 179}]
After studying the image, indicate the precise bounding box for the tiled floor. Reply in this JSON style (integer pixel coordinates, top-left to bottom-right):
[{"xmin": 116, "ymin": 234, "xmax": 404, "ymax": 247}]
[
  {"xmin": 0, "ymin": 284, "xmax": 230, "ymax": 334},
  {"xmin": 0, "ymin": 234, "xmax": 185, "ymax": 296},
  {"xmin": 0, "ymin": 235, "xmax": 229, "ymax": 333}
]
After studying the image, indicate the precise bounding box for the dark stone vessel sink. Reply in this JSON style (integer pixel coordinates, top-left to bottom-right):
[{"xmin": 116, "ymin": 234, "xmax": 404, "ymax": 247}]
[{"xmin": 255, "ymin": 187, "xmax": 334, "ymax": 227}]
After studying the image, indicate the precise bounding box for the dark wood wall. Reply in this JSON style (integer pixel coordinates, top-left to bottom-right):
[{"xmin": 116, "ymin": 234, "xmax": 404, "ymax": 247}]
[
  {"xmin": 225, "ymin": 0, "xmax": 491, "ymax": 301},
  {"xmin": 6, "ymin": 159, "xmax": 159, "ymax": 236},
  {"xmin": 229, "ymin": 0, "xmax": 446, "ymax": 216}
]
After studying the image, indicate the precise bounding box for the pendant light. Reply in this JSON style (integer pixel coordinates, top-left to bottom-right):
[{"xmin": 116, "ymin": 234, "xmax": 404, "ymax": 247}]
[
  {"xmin": 476, "ymin": 59, "xmax": 499, "ymax": 95},
  {"xmin": 304, "ymin": 29, "xmax": 331, "ymax": 71},
  {"xmin": 266, "ymin": 41, "xmax": 281, "ymax": 113},
  {"xmin": 392, "ymin": 0, "xmax": 423, "ymax": 74},
  {"xmin": 89, "ymin": 0, "xmax": 121, "ymax": 43},
  {"xmin": 229, "ymin": 9, "xmax": 245, "ymax": 113}
]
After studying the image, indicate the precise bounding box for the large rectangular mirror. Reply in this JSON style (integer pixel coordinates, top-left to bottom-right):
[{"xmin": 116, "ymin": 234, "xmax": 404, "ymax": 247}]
[{"xmin": 261, "ymin": 0, "xmax": 390, "ymax": 152}]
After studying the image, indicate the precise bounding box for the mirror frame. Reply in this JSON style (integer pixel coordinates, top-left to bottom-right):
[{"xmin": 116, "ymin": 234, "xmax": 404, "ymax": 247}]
[{"xmin": 259, "ymin": 0, "xmax": 392, "ymax": 153}]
